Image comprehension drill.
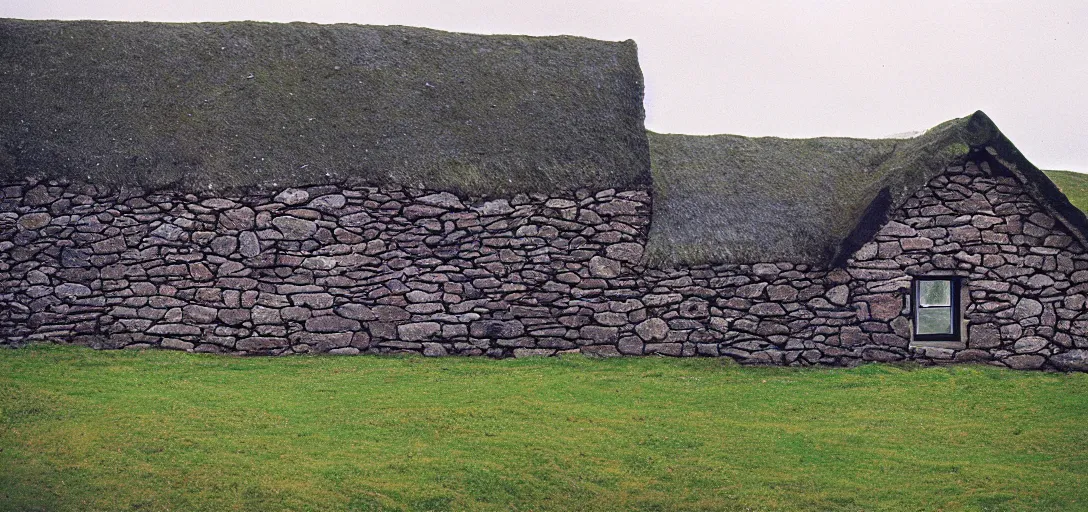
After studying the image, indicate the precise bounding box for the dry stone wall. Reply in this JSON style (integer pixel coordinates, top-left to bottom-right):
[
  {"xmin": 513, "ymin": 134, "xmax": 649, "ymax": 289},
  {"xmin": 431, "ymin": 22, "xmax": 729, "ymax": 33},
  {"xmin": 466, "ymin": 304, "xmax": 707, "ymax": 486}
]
[
  {"xmin": 614, "ymin": 162, "xmax": 1088, "ymax": 371},
  {"xmin": 0, "ymin": 181, "xmax": 653, "ymax": 357},
  {"xmin": 1, "ymin": 161, "xmax": 1086, "ymax": 371}
]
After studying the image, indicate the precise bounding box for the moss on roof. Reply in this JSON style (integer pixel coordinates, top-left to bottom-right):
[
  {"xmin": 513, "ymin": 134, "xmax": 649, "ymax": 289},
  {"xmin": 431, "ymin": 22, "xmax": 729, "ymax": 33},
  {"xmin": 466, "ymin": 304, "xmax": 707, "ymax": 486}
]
[
  {"xmin": 646, "ymin": 111, "xmax": 1088, "ymax": 268},
  {"xmin": 0, "ymin": 19, "xmax": 650, "ymax": 195}
]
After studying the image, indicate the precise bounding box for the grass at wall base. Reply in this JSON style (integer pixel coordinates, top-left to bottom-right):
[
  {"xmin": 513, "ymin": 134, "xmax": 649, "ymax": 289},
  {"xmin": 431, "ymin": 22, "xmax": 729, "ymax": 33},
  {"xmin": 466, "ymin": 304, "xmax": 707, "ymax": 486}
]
[{"xmin": 1, "ymin": 345, "xmax": 1085, "ymax": 511}]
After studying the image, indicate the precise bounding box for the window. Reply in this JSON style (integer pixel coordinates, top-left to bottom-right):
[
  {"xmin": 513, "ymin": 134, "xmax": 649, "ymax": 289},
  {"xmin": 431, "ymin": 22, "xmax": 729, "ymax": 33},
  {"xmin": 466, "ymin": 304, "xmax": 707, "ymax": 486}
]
[{"xmin": 912, "ymin": 277, "xmax": 961, "ymax": 342}]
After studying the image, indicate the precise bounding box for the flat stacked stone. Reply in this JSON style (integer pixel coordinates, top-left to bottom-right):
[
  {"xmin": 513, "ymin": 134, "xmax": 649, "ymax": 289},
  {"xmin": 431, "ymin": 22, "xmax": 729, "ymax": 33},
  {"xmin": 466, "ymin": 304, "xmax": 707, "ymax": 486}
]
[{"xmin": 0, "ymin": 160, "xmax": 1085, "ymax": 370}]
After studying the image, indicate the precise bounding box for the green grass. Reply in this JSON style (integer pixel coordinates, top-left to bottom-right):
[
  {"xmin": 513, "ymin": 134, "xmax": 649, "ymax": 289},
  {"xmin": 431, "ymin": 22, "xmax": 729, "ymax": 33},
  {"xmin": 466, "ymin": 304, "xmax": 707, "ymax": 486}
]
[
  {"xmin": 1045, "ymin": 170, "xmax": 1088, "ymax": 213},
  {"xmin": 1, "ymin": 345, "xmax": 1086, "ymax": 511}
]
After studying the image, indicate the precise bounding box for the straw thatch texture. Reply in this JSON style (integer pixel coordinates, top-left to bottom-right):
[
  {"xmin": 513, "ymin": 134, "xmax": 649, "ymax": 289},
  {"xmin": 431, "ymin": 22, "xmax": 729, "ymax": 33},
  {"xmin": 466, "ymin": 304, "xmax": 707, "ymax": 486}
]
[
  {"xmin": 646, "ymin": 111, "xmax": 1088, "ymax": 268},
  {"xmin": 0, "ymin": 19, "xmax": 650, "ymax": 195}
]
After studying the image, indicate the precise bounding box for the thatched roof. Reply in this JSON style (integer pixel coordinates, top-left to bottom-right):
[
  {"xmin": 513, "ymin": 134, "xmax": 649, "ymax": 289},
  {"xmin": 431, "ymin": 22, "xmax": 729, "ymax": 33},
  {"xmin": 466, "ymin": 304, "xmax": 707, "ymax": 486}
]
[
  {"xmin": 647, "ymin": 111, "xmax": 1088, "ymax": 268},
  {"xmin": 0, "ymin": 19, "xmax": 650, "ymax": 195}
]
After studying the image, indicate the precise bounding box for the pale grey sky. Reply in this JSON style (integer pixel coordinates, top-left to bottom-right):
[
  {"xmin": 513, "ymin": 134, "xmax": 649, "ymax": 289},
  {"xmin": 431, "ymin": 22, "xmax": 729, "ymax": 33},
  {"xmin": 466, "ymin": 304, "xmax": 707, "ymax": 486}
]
[{"xmin": 4, "ymin": 0, "xmax": 1087, "ymax": 172}]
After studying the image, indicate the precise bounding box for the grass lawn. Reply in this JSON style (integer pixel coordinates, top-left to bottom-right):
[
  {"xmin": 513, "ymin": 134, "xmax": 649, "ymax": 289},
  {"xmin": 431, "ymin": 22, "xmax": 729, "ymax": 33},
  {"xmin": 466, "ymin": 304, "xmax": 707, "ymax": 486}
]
[
  {"xmin": 1044, "ymin": 169, "xmax": 1088, "ymax": 212},
  {"xmin": 1, "ymin": 346, "xmax": 1086, "ymax": 511}
]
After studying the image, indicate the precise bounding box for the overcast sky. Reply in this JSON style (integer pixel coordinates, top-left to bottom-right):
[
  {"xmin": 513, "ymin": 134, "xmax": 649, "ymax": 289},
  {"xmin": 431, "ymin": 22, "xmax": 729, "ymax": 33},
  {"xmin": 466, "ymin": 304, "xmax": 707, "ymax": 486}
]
[{"xmin": 4, "ymin": 0, "xmax": 1087, "ymax": 172}]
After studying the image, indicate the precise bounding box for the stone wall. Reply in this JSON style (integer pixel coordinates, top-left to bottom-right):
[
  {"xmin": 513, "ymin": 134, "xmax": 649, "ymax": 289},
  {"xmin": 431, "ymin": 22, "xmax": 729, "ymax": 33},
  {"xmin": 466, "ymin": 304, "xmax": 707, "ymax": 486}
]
[
  {"xmin": 617, "ymin": 162, "xmax": 1088, "ymax": 371},
  {"xmin": 0, "ymin": 181, "xmax": 654, "ymax": 356},
  {"xmin": 1, "ymin": 161, "xmax": 1086, "ymax": 370}
]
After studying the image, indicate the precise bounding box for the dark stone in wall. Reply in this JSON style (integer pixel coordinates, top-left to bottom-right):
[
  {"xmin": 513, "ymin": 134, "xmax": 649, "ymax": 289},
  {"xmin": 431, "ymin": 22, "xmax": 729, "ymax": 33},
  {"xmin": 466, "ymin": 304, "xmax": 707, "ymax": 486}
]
[{"xmin": 1, "ymin": 161, "xmax": 1086, "ymax": 370}]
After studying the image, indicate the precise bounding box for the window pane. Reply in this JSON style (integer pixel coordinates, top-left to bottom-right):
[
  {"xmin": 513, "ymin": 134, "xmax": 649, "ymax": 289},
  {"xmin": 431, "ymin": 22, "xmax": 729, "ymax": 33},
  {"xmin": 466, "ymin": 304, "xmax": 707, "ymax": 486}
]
[
  {"xmin": 918, "ymin": 280, "xmax": 952, "ymax": 307},
  {"xmin": 916, "ymin": 307, "xmax": 953, "ymax": 335}
]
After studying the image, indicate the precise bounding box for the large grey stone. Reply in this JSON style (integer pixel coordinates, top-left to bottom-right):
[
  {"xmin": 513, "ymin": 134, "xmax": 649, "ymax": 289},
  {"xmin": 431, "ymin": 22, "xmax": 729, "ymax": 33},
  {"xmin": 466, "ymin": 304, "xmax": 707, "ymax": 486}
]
[
  {"xmin": 302, "ymin": 256, "xmax": 338, "ymax": 270},
  {"xmin": 148, "ymin": 323, "xmax": 202, "ymax": 336},
  {"xmin": 767, "ymin": 285, "xmax": 798, "ymax": 301},
  {"xmin": 218, "ymin": 309, "xmax": 250, "ymax": 326},
  {"xmin": 736, "ymin": 283, "xmax": 767, "ymax": 298},
  {"xmin": 954, "ymin": 349, "xmax": 993, "ymax": 363},
  {"xmin": 579, "ymin": 325, "xmax": 618, "ymax": 344},
  {"xmin": 23, "ymin": 185, "xmax": 52, "ymax": 206},
  {"xmin": 17, "ymin": 212, "xmax": 51, "ymax": 230},
  {"xmin": 679, "ymin": 298, "xmax": 710, "ymax": 318},
  {"xmin": 635, "ymin": 318, "xmax": 668, "ymax": 341},
  {"xmin": 182, "ymin": 305, "xmax": 218, "ymax": 323},
  {"xmin": 544, "ymin": 198, "xmax": 577, "ymax": 209},
  {"xmin": 161, "ymin": 338, "xmax": 195, "ymax": 351},
  {"xmin": 272, "ymin": 216, "xmax": 318, "ymax": 240},
  {"xmin": 474, "ymin": 199, "xmax": 514, "ymax": 216},
  {"xmin": 587, "ymin": 256, "xmax": 622, "ymax": 278},
  {"xmin": 1013, "ymin": 298, "xmax": 1043, "ymax": 320},
  {"xmin": 1013, "ymin": 336, "xmax": 1047, "ymax": 354},
  {"xmin": 593, "ymin": 312, "xmax": 628, "ymax": 326},
  {"xmin": 580, "ymin": 345, "xmax": 622, "ymax": 357},
  {"xmin": 293, "ymin": 332, "xmax": 353, "ymax": 350},
  {"xmin": 1050, "ymin": 350, "xmax": 1088, "ymax": 371},
  {"xmin": 237, "ymin": 336, "xmax": 289, "ymax": 351},
  {"xmin": 751, "ymin": 263, "xmax": 779, "ymax": 278},
  {"xmin": 868, "ymin": 294, "xmax": 902, "ymax": 321},
  {"xmin": 470, "ymin": 320, "xmax": 525, "ymax": 339},
  {"xmin": 1028, "ymin": 212, "xmax": 1056, "ymax": 229},
  {"xmin": 418, "ymin": 192, "xmax": 464, "ymax": 209},
  {"xmin": 201, "ymin": 198, "xmax": 238, "ymax": 209},
  {"xmin": 595, "ymin": 199, "xmax": 640, "ymax": 216},
  {"xmin": 336, "ymin": 304, "xmax": 377, "ymax": 321},
  {"xmin": 305, "ymin": 315, "xmax": 362, "ymax": 333},
  {"xmin": 749, "ymin": 302, "xmax": 786, "ymax": 316},
  {"xmin": 339, "ymin": 212, "xmax": 373, "ymax": 227},
  {"xmin": 872, "ymin": 333, "xmax": 909, "ymax": 348},
  {"xmin": 1004, "ymin": 354, "xmax": 1045, "ymax": 370},
  {"xmin": 329, "ymin": 347, "xmax": 362, "ymax": 355},
  {"xmin": 1025, "ymin": 274, "xmax": 1055, "ymax": 289},
  {"xmin": 403, "ymin": 204, "xmax": 446, "ymax": 220},
  {"xmin": 839, "ymin": 327, "xmax": 870, "ymax": 347},
  {"xmin": 219, "ymin": 207, "xmax": 256, "ymax": 231},
  {"xmin": 606, "ymin": 243, "xmax": 644, "ymax": 264},
  {"xmin": 91, "ymin": 236, "xmax": 127, "ymax": 254},
  {"xmin": 862, "ymin": 348, "xmax": 903, "ymax": 362},
  {"xmin": 252, "ymin": 306, "xmax": 282, "ymax": 325},
  {"xmin": 617, "ymin": 337, "xmax": 644, "ymax": 355},
  {"xmin": 308, "ymin": 194, "xmax": 347, "ymax": 210},
  {"xmin": 967, "ymin": 324, "xmax": 1001, "ymax": 349},
  {"xmin": 422, "ymin": 343, "xmax": 449, "ymax": 357},
  {"xmin": 881, "ymin": 221, "xmax": 916, "ymax": 237},
  {"xmin": 827, "ymin": 285, "xmax": 849, "ymax": 306},
  {"xmin": 61, "ymin": 247, "xmax": 91, "ymax": 268},
  {"xmin": 150, "ymin": 223, "xmax": 184, "ymax": 241},
  {"xmin": 900, "ymin": 237, "xmax": 934, "ymax": 250},
  {"xmin": 513, "ymin": 348, "xmax": 555, "ymax": 358},
  {"xmin": 275, "ymin": 188, "xmax": 309, "ymax": 205},
  {"xmin": 645, "ymin": 343, "xmax": 683, "ymax": 356},
  {"xmin": 238, "ymin": 231, "xmax": 261, "ymax": 257},
  {"xmin": 398, "ymin": 322, "xmax": 441, "ymax": 341},
  {"xmin": 55, "ymin": 283, "xmax": 92, "ymax": 298},
  {"xmin": 643, "ymin": 293, "xmax": 683, "ymax": 307},
  {"xmin": 292, "ymin": 293, "xmax": 335, "ymax": 309},
  {"xmin": 372, "ymin": 306, "xmax": 411, "ymax": 322},
  {"xmin": 948, "ymin": 225, "xmax": 981, "ymax": 243},
  {"xmin": 406, "ymin": 290, "xmax": 442, "ymax": 303}
]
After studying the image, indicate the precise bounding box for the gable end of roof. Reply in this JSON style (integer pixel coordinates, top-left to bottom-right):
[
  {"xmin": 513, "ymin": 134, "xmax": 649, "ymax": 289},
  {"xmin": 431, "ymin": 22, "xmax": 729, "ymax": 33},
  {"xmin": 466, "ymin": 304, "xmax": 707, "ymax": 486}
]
[{"xmin": 646, "ymin": 110, "xmax": 1088, "ymax": 269}]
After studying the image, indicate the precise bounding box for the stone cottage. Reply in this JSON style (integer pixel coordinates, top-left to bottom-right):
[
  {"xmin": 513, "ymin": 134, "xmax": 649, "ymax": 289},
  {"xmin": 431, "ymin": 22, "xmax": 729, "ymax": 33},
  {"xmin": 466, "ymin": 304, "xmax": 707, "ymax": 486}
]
[{"xmin": 1, "ymin": 19, "xmax": 1086, "ymax": 370}]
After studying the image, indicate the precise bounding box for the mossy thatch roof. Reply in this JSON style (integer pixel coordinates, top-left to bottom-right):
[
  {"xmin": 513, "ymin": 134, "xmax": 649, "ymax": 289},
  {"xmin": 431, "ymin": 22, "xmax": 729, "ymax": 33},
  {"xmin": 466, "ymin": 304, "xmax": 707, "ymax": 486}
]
[
  {"xmin": 647, "ymin": 111, "xmax": 1088, "ymax": 268},
  {"xmin": 0, "ymin": 19, "xmax": 650, "ymax": 195}
]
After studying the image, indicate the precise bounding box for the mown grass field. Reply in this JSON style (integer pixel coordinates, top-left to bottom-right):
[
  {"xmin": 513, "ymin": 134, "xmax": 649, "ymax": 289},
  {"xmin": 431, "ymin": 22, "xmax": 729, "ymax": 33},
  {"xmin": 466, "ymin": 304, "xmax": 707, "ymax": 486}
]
[{"xmin": 1, "ymin": 345, "xmax": 1086, "ymax": 511}]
